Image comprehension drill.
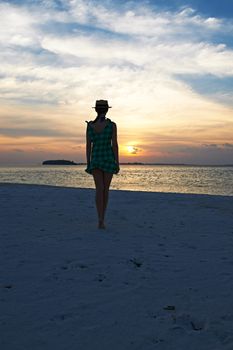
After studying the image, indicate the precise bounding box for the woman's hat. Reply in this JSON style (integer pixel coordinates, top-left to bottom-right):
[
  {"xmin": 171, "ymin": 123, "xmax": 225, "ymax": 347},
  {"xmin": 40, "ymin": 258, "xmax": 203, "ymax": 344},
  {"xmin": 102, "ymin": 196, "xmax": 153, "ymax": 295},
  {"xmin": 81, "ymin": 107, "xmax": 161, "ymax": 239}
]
[{"xmin": 92, "ymin": 100, "xmax": 112, "ymax": 108}]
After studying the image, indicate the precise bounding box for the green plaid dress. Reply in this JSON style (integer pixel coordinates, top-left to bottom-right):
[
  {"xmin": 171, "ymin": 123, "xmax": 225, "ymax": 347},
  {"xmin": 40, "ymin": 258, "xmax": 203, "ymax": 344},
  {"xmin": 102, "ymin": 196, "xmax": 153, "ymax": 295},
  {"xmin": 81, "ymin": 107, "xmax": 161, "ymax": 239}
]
[{"xmin": 85, "ymin": 118, "xmax": 118, "ymax": 175}]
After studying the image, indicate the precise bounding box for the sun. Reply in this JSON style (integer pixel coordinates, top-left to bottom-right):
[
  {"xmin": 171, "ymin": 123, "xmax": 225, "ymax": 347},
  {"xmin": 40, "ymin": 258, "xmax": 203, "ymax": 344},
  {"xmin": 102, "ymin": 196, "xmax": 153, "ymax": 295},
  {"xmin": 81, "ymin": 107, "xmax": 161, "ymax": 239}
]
[{"xmin": 127, "ymin": 145, "xmax": 136, "ymax": 154}]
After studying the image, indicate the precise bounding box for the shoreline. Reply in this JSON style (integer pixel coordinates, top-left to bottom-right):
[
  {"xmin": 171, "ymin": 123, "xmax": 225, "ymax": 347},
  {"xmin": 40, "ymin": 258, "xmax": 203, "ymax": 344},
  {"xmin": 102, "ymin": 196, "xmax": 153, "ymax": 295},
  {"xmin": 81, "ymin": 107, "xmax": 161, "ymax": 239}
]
[
  {"xmin": 0, "ymin": 181, "xmax": 232, "ymax": 198},
  {"xmin": 1, "ymin": 184, "xmax": 233, "ymax": 349}
]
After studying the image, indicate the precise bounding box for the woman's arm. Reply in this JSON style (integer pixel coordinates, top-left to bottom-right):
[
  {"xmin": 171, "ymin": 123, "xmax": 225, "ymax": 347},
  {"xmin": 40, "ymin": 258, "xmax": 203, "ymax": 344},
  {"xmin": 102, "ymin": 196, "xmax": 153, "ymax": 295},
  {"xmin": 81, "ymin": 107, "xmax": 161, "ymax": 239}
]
[
  {"xmin": 86, "ymin": 124, "xmax": 92, "ymax": 165},
  {"xmin": 112, "ymin": 122, "xmax": 119, "ymax": 172}
]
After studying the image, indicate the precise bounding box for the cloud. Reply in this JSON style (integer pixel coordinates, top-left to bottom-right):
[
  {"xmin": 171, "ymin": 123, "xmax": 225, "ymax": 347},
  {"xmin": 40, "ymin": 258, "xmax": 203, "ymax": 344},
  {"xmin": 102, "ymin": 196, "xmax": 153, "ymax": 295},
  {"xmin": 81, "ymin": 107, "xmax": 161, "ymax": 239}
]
[
  {"xmin": 1, "ymin": 2, "xmax": 233, "ymax": 92},
  {"xmin": 203, "ymin": 143, "xmax": 233, "ymax": 149},
  {"xmin": 147, "ymin": 142, "xmax": 233, "ymax": 164},
  {"xmin": 11, "ymin": 148, "xmax": 25, "ymax": 153},
  {"xmin": 203, "ymin": 143, "xmax": 218, "ymax": 148},
  {"xmin": 0, "ymin": 111, "xmax": 80, "ymax": 138},
  {"xmin": 0, "ymin": 0, "xmax": 233, "ymax": 164},
  {"xmin": 1, "ymin": 1, "xmax": 233, "ymax": 112},
  {"xmin": 0, "ymin": 127, "xmax": 75, "ymax": 138},
  {"xmin": 223, "ymin": 143, "xmax": 233, "ymax": 148},
  {"xmin": 68, "ymin": 1, "xmax": 225, "ymax": 37}
]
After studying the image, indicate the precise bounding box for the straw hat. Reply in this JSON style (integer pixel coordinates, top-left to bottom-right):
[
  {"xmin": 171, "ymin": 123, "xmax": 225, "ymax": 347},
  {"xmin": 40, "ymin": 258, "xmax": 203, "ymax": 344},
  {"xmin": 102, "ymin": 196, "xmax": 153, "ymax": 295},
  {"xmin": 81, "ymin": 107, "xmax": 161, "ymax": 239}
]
[{"xmin": 92, "ymin": 100, "xmax": 112, "ymax": 108}]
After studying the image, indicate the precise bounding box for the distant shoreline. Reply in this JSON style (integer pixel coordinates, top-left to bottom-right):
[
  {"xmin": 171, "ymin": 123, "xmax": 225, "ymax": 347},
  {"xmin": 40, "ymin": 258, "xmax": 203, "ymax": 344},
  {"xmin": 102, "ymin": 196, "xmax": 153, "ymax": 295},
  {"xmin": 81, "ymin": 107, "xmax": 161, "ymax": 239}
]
[
  {"xmin": 0, "ymin": 163, "xmax": 233, "ymax": 167},
  {"xmin": 41, "ymin": 160, "xmax": 233, "ymax": 167},
  {"xmin": 42, "ymin": 160, "xmax": 78, "ymax": 165}
]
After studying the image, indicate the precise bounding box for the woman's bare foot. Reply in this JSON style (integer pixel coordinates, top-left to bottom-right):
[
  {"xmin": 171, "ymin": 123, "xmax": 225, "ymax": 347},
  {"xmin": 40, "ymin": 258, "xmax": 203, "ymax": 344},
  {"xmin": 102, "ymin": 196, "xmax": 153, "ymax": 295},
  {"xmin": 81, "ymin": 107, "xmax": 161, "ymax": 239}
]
[{"xmin": 98, "ymin": 220, "xmax": 106, "ymax": 229}]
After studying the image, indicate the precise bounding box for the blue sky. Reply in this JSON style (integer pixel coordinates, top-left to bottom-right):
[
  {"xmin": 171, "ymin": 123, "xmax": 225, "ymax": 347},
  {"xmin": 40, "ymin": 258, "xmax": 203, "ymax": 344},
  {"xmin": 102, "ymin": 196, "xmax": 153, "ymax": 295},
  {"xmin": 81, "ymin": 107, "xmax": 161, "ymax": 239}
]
[
  {"xmin": 8, "ymin": 0, "xmax": 233, "ymax": 18},
  {"xmin": 0, "ymin": 0, "xmax": 233, "ymax": 164},
  {"xmin": 149, "ymin": 0, "xmax": 233, "ymax": 18}
]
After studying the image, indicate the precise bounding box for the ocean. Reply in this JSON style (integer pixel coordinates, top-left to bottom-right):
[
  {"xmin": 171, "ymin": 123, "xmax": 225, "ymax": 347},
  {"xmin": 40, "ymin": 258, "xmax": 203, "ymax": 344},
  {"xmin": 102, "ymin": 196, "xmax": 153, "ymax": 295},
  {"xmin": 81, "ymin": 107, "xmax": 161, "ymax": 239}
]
[{"xmin": 0, "ymin": 165, "xmax": 232, "ymax": 196}]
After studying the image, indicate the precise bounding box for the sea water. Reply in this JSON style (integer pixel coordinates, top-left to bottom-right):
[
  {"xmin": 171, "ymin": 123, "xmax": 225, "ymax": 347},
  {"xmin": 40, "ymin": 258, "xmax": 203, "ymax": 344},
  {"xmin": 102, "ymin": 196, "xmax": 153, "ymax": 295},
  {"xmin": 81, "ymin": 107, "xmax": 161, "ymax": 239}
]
[{"xmin": 0, "ymin": 165, "xmax": 232, "ymax": 196}]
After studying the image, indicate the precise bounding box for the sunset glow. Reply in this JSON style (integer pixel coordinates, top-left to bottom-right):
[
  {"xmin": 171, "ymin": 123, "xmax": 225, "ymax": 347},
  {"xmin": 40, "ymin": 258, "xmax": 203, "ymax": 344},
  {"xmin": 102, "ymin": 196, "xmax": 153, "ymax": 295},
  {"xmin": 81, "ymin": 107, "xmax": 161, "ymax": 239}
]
[{"xmin": 0, "ymin": 0, "xmax": 233, "ymax": 165}]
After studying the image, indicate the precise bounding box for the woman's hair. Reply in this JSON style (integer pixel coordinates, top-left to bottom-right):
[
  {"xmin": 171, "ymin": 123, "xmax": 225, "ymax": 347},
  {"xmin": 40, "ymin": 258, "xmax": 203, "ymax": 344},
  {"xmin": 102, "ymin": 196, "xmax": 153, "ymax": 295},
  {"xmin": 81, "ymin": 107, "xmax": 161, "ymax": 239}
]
[{"xmin": 92, "ymin": 107, "xmax": 108, "ymax": 124}]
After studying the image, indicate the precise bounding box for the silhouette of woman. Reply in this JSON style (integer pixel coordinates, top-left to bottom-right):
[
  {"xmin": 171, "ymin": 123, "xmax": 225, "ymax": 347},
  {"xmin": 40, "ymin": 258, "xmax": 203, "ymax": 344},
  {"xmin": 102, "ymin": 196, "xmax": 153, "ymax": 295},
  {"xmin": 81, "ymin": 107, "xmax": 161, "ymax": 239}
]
[{"xmin": 85, "ymin": 100, "xmax": 120, "ymax": 229}]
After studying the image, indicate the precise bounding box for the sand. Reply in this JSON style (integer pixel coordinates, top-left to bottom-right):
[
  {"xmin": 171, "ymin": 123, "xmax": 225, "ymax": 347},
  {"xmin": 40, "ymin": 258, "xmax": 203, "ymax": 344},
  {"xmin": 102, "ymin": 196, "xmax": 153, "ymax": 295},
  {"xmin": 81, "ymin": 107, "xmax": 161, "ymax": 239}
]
[{"xmin": 1, "ymin": 183, "xmax": 233, "ymax": 350}]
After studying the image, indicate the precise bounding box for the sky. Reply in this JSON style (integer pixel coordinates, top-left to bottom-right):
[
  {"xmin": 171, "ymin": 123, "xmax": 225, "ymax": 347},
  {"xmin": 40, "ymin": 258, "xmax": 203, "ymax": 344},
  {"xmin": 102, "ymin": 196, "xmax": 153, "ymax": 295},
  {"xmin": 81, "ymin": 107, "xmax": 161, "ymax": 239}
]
[{"xmin": 0, "ymin": 0, "xmax": 233, "ymax": 165}]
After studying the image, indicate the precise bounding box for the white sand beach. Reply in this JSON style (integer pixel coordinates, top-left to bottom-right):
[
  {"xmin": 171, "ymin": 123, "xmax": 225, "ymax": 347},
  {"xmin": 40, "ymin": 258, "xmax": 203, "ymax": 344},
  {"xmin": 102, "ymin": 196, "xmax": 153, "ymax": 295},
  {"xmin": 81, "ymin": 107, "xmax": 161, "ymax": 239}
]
[{"xmin": 1, "ymin": 183, "xmax": 233, "ymax": 350}]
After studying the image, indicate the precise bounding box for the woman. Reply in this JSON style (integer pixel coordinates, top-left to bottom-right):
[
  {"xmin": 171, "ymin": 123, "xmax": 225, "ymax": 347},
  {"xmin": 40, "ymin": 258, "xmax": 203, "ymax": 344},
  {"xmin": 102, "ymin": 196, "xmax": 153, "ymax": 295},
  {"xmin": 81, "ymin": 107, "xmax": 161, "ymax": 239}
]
[{"xmin": 85, "ymin": 100, "xmax": 120, "ymax": 229}]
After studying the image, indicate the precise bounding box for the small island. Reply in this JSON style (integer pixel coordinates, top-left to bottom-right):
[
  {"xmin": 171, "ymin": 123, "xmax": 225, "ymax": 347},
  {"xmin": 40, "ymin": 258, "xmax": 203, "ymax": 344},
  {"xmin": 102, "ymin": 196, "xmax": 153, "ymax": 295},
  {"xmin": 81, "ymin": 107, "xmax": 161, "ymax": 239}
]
[{"xmin": 42, "ymin": 160, "xmax": 78, "ymax": 165}]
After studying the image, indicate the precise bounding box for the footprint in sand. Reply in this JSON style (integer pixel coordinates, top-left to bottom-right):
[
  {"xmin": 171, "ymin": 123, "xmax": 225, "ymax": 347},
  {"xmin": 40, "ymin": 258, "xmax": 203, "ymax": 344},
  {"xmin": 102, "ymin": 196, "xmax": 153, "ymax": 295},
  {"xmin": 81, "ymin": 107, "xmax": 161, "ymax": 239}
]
[
  {"xmin": 130, "ymin": 258, "xmax": 143, "ymax": 268},
  {"xmin": 50, "ymin": 312, "xmax": 75, "ymax": 322},
  {"xmin": 2, "ymin": 285, "xmax": 13, "ymax": 289},
  {"xmin": 172, "ymin": 313, "xmax": 208, "ymax": 331},
  {"xmin": 60, "ymin": 261, "xmax": 89, "ymax": 270},
  {"xmin": 96, "ymin": 274, "xmax": 106, "ymax": 282}
]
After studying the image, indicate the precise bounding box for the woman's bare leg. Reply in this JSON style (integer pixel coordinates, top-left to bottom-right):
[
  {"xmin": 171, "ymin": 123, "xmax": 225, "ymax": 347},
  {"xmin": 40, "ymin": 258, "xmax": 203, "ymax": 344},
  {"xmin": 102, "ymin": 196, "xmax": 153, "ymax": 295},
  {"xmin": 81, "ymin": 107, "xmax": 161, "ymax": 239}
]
[
  {"xmin": 103, "ymin": 172, "xmax": 113, "ymax": 219},
  {"xmin": 92, "ymin": 169, "xmax": 105, "ymax": 228}
]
